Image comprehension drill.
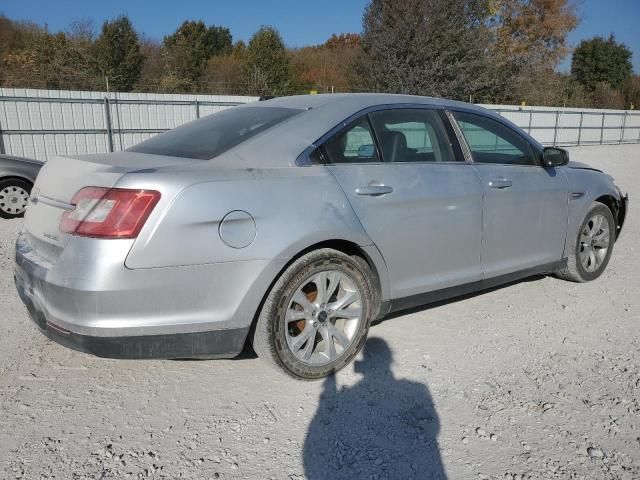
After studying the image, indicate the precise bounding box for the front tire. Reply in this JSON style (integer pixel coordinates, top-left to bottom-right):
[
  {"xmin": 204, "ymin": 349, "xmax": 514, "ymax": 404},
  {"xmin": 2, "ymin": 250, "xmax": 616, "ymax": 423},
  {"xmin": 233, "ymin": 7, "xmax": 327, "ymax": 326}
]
[
  {"xmin": 252, "ymin": 249, "xmax": 375, "ymax": 380},
  {"xmin": 0, "ymin": 178, "xmax": 32, "ymax": 219},
  {"xmin": 556, "ymin": 202, "xmax": 615, "ymax": 283}
]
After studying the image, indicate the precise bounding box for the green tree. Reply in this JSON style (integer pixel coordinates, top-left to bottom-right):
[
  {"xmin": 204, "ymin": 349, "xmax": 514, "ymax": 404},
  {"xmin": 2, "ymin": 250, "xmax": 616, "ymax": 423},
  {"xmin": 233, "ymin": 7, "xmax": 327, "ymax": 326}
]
[
  {"xmin": 245, "ymin": 26, "xmax": 291, "ymax": 95},
  {"xmin": 571, "ymin": 35, "xmax": 633, "ymax": 91},
  {"xmin": 356, "ymin": 0, "xmax": 499, "ymax": 101},
  {"xmin": 92, "ymin": 15, "xmax": 144, "ymax": 91},
  {"xmin": 163, "ymin": 20, "xmax": 232, "ymax": 88}
]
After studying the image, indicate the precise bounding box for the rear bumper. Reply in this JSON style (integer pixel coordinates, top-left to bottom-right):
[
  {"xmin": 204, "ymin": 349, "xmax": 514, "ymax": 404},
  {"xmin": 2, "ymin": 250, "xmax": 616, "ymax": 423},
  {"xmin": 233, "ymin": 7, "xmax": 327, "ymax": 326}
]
[
  {"xmin": 14, "ymin": 232, "xmax": 262, "ymax": 359},
  {"xmin": 17, "ymin": 291, "xmax": 247, "ymax": 359}
]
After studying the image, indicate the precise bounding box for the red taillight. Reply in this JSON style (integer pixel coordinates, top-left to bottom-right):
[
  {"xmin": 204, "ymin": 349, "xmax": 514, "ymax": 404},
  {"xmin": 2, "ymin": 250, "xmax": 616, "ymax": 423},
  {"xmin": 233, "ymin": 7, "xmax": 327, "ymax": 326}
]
[{"xmin": 60, "ymin": 187, "xmax": 161, "ymax": 239}]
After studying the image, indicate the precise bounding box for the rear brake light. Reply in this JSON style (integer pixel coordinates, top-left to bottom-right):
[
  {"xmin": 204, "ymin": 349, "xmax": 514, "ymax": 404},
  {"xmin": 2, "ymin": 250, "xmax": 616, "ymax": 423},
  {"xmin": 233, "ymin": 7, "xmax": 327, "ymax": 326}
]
[{"xmin": 60, "ymin": 187, "xmax": 161, "ymax": 239}]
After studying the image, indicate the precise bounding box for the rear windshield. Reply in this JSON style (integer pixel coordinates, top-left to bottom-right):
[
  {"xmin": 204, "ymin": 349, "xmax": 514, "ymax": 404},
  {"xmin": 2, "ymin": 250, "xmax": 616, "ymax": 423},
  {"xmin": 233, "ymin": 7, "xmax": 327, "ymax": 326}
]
[{"xmin": 128, "ymin": 106, "xmax": 301, "ymax": 160}]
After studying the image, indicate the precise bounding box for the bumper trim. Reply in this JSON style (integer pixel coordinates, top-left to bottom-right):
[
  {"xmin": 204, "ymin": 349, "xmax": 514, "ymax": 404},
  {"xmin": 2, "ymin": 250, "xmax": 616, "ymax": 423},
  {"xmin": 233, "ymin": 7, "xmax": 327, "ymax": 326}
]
[
  {"xmin": 36, "ymin": 317, "xmax": 249, "ymax": 359},
  {"xmin": 17, "ymin": 281, "xmax": 249, "ymax": 359}
]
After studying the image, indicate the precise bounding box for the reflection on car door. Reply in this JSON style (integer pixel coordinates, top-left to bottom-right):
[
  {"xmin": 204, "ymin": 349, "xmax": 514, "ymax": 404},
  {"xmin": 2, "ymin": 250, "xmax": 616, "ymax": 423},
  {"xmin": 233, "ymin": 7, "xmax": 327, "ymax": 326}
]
[
  {"xmin": 452, "ymin": 110, "xmax": 569, "ymax": 278},
  {"xmin": 322, "ymin": 109, "xmax": 484, "ymax": 299}
]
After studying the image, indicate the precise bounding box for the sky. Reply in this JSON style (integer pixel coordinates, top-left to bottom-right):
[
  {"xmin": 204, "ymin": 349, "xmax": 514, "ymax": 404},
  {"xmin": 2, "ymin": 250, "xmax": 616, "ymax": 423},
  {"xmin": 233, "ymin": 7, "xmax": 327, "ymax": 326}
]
[{"xmin": 1, "ymin": 0, "xmax": 639, "ymax": 72}]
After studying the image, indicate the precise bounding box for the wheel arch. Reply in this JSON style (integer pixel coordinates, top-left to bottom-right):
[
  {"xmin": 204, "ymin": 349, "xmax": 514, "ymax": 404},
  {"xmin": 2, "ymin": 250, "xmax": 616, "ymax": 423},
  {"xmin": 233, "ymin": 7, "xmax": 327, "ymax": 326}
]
[
  {"xmin": 289, "ymin": 239, "xmax": 384, "ymax": 303},
  {"xmin": 245, "ymin": 238, "xmax": 389, "ymax": 350},
  {"xmin": 594, "ymin": 194, "xmax": 626, "ymax": 239},
  {"xmin": 0, "ymin": 175, "xmax": 34, "ymax": 187}
]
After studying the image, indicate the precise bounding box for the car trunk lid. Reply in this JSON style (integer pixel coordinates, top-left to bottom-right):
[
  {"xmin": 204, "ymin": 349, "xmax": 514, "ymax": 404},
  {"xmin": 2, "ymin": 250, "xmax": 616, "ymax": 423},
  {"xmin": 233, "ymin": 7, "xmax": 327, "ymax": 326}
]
[{"xmin": 23, "ymin": 151, "xmax": 199, "ymax": 263}]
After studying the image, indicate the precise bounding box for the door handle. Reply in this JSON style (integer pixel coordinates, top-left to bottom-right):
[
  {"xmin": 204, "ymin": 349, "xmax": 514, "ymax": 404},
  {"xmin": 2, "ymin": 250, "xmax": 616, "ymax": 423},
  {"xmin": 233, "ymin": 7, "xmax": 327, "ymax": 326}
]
[
  {"xmin": 488, "ymin": 178, "xmax": 512, "ymax": 189},
  {"xmin": 355, "ymin": 185, "xmax": 394, "ymax": 196}
]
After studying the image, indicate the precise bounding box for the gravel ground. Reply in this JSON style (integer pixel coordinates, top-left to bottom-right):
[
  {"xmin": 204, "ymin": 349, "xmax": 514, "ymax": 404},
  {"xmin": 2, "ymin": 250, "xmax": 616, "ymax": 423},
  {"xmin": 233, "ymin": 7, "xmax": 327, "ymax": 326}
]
[{"xmin": 1, "ymin": 144, "xmax": 639, "ymax": 480}]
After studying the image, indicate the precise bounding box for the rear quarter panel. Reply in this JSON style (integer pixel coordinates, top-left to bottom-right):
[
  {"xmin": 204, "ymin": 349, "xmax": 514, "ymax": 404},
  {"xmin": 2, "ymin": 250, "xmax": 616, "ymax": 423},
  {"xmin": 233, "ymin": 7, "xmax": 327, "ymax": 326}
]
[
  {"xmin": 119, "ymin": 165, "xmax": 389, "ymax": 327},
  {"xmin": 124, "ymin": 166, "xmax": 374, "ymax": 267}
]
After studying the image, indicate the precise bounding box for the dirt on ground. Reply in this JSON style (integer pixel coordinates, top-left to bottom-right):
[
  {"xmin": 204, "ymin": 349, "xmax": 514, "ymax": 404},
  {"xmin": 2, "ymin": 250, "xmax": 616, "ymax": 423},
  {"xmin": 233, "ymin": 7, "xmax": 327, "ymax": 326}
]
[{"xmin": 1, "ymin": 144, "xmax": 639, "ymax": 480}]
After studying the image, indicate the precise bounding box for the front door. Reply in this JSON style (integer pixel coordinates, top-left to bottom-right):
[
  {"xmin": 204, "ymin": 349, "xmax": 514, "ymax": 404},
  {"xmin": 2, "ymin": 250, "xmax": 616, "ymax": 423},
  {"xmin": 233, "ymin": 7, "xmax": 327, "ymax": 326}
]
[{"xmin": 451, "ymin": 110, "xmax": 569, "ymax": 278}]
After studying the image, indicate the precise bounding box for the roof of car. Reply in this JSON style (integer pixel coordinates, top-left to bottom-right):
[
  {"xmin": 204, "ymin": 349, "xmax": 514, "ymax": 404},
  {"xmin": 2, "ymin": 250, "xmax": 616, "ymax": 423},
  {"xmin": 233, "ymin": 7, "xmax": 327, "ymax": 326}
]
[
  {"xmin": 254, "ymin": 93, "xmax": 483, "ymax": 113},
  {"xmin": 222, "ymin": 93, "xmax": 539, "ymax": 168}
]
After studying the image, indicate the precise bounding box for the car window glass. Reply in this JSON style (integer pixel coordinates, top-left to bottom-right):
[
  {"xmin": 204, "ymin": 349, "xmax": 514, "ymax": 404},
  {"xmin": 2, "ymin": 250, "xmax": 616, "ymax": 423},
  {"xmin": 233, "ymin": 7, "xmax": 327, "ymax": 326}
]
[
  {"xmin": 129, "ymin": 106, "xmax": 301, "ymax": 160},
  {"xmin": 453, "ymin": 111, "xmax": 536, "ymax": 166},
  {"xmin": 320, "ymin": 117, "xmax": 381, "ymax": 164},
  {"xmin": 369, "ymin": 109, "xmax": 455, "ymax": 163}
]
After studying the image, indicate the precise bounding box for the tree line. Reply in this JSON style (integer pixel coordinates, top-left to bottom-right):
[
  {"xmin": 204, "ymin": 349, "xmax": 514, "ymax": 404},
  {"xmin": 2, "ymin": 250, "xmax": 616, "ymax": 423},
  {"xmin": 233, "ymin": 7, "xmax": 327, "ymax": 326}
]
[{"xmin": 0, "ymin": 0, "xmax": 637, "ymax": 109}]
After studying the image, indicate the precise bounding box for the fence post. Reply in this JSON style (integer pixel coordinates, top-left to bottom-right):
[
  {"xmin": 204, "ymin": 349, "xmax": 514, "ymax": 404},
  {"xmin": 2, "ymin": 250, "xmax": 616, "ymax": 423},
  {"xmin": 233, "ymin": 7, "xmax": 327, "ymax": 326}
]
[
  {"xmin": 194, "ymin": 99, "xmax": 200, "ymax": 119},
  {"xmin": 527, "ymin": 110, "xmax": 533, "ymax": 135},
  {"xmin": 0, "ymin": 110, "xmax": 5, "ymax": 155},
  {"xmin": 600, "ymin": 112, "xmax": 605, "ymax": 144},
  {"xmin": 552, "ymin": 110, "xmax": 560, "ymax": 146},
  {"xmin": 577, "ymin": 111, "xmax": 584, "ymax": 146},
  {"xmin": 103, "ymin": 97, "xmax": 114, "ymax": 153},
  {"xmin": 620, "ymin": 112, "xmax": 627, "ymax": 144}
]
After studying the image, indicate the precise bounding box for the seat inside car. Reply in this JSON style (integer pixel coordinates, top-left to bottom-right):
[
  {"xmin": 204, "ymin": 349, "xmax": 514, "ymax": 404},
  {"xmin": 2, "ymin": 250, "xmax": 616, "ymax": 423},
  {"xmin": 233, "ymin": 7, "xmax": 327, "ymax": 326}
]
[{"xmin": 379, "ymin": 130, "xmax": 408, "ymax": 163}]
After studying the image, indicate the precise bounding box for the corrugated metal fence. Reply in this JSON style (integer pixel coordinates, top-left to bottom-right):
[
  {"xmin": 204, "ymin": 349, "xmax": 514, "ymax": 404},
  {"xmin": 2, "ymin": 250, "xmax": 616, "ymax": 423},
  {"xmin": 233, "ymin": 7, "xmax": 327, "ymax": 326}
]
[
  {"xmin": 1, "ymin": 88, "xmax": 638, "ymax": 161},
  {"xmin": 0, "ymin": 88, "xmax": 257, "ymax": 161},
  {"xmin": 483, "ymin": 104, "xmax": 640, "ymax": 147}
]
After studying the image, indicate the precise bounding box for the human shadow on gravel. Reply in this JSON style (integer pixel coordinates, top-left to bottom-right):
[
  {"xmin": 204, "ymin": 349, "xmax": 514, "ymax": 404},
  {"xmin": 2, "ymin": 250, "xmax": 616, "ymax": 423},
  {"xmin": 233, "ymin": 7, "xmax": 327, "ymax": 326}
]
[{"xmin": 303, "ymin": 338, "xmax": 447, "ymax": 480}]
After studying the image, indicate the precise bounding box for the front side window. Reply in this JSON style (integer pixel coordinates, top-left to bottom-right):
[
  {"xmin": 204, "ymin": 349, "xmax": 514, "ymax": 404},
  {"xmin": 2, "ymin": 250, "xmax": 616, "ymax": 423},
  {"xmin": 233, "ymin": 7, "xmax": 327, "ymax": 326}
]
[
  {"xmin": 452, "ymin": 111, "xmax": 536, "ymax": 166},
  {"xmin": 129, "ymin": 106, "xmax": 301, "ymax": 160},
  {"xmin": 369, "ymin": 109, "xmax": 457, "ymax": 163},
  {"xmin": 319, "ymin": 117, "xmax": 381, "ymax": 164}
]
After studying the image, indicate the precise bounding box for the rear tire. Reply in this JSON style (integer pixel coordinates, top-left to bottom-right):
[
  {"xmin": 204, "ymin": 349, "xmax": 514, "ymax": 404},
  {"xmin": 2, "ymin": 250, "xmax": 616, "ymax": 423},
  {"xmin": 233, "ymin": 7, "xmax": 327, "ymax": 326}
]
[
  {"xmin": 556, "ymin": 202, "xmax": 615, "ymax": 283},
  {"xmin": 0, "ymin": 178, "xmax": 32, "ymax": 219},
  {"xmin": 252, "ymin": 249, "xmax": 374, "ymax": 380}
]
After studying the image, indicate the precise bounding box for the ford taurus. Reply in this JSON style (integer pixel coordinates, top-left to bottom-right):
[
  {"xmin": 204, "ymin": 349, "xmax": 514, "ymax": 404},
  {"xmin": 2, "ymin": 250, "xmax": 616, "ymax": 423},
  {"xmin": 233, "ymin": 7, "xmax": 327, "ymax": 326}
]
[{"xmin": 14, "ymin": 94, "xmax": 628, "ymax": 379}]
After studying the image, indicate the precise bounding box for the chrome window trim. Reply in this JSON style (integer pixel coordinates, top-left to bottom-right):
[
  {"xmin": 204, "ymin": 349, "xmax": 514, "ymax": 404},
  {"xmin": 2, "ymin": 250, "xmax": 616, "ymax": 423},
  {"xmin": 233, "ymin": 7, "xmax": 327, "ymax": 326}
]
[
  {"xmin": 296, "ymin": 103, "xmax": 467, "ymax": 167},
  {"xmin": 447, "ymin": 108, "xmax": 543, "ymax": 168},
  {"xmin": 444, "ymin": 110, "xmax": 473, "ymax": 163}
]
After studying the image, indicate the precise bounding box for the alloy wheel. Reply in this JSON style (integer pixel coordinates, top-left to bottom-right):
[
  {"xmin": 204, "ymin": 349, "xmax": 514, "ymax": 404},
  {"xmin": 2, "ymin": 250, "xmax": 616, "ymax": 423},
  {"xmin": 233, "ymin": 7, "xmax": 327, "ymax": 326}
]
[
  {"xmin": 285, "ymin": 270, "xmax": 362, "ymax": 366},
  {"xmin": 579, "ymin": 213, "xmax": 610, "ymax": 273}
]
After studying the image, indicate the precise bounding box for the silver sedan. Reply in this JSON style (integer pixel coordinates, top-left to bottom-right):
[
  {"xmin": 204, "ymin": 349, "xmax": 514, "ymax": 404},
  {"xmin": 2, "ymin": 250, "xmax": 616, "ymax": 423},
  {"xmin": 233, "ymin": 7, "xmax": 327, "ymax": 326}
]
[
  {"xmin": 0, "ymin": 154, "xmax": 42, "ymax": 219},
  {"xmin": 14, "ymin": 94, "xmax": 628, "ymax": 379}
]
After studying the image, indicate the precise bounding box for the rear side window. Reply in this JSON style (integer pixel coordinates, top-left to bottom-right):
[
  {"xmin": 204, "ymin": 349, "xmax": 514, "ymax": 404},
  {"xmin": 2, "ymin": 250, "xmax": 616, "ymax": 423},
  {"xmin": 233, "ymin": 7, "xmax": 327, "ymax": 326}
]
[
  {"xmin": 453, "ymin": 111, "xmax": 536, "ymax": 166},
  {"xmin": 369, "ymin": 109, "xmax": 457, "ymax": 163},
  {"xmin": 129, "ymin": 106, "xmax": 301, "ymax": 160},
  {"xmin": 318, "ymin": 117, "xmax": 381, "ymax": 164}
]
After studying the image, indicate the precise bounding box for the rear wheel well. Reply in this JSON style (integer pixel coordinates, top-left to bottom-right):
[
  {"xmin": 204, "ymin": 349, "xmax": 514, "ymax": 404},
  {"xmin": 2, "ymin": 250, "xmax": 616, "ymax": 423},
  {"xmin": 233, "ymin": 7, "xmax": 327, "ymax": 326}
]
[
  {"xmin": 287, "ymin": 240, "xmax": 382, "ymax": 305},
  {"xmin": 0, "ymin": 176, "xmax": 33, "ymax": 186},
  {"xmin": 246, "ymin": 240, "xmax": 383, "ymax": 349}
]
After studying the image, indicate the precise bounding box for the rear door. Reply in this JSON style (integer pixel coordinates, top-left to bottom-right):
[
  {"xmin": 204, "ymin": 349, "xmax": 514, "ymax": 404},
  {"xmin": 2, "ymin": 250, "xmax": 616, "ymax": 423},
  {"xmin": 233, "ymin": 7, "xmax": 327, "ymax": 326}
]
[
  {"xmin": 321, "ymin": 108, "xmax": 483, "ymax": 299},
  {"xmin": 451, "ymin": 110, "xmax": 569, "ymax": 278}
]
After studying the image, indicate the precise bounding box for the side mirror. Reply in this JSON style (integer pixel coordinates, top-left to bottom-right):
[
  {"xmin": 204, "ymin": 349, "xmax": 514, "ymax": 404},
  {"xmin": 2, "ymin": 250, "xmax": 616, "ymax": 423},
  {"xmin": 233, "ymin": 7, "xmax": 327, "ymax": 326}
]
[
  {"xmin": 357, "ymin": 144, "xmax": 376, "ymax": 158},
  {"xmin": 542, "ymin": 147, "xmax": 569, "ymax": 168}
]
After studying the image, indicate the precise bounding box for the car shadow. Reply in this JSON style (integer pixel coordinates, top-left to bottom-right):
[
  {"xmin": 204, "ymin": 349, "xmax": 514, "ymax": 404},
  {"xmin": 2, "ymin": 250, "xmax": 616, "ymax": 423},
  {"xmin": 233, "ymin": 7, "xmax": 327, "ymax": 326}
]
[
  {"xmin": 376, "ymin": 274, "xmax": 546, "ymax": 324},
  {"xmin": 303, "ymin": 337, "xmax": 447, "ymax": 479}
]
